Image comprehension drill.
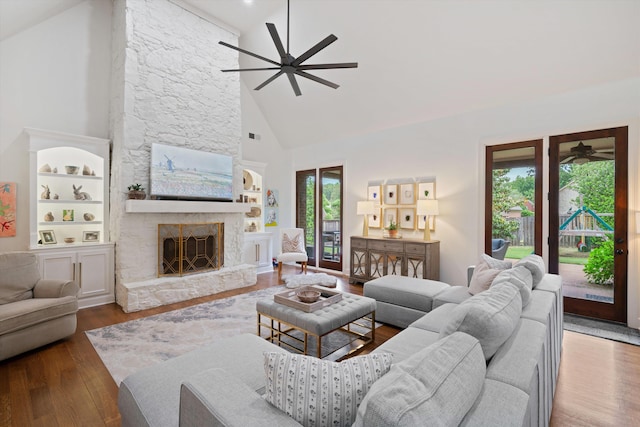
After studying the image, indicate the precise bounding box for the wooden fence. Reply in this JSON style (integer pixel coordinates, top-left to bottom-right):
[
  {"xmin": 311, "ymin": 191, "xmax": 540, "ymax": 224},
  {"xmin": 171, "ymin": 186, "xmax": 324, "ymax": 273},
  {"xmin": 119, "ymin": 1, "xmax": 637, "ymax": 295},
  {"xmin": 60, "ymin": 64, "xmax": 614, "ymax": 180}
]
[{"xmin": 508, "ymin": 213, "xmax": 613, "ymax": 248}]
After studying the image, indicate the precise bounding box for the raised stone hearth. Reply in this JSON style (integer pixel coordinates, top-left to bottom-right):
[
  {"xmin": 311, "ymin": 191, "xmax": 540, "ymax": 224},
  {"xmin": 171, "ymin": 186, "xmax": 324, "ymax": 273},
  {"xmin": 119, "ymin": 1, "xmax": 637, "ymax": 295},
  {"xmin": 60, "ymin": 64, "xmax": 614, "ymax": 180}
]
[{"xmin": 117, "ymin": 264, "xmax": 256, "ymax": 313}]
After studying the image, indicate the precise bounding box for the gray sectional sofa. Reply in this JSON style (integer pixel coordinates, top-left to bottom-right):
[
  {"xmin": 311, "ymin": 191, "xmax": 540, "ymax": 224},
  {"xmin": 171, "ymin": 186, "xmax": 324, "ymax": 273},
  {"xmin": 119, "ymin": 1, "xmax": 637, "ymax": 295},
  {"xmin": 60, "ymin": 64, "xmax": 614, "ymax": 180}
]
[{"xmin": 119, "ymin": 254, "xmax": 562, "ymax": 427}]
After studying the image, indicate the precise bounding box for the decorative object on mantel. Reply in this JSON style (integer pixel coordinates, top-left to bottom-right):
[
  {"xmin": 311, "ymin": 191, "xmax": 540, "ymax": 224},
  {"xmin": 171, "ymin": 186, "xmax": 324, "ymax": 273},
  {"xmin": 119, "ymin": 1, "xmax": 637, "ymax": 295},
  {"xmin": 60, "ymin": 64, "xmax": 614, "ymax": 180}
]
[
  {"xmin": 417, "ymin": 199, "xmax": 439, "ymax": 241},
  {"xmin": 39, "ymin": 164, "xmax": 51, "ymax": 173},
  {"xmin": 218, "ymin": 0, "xmax": 358, "ymax": 96},
  {"xmin": 82, "ymin": 164, "xmax": 94, "ymax": 176},
  {"xmin": 44, "ymin": 212, "xmax": 54, "ymax": 222},
  {"xmin": 127, "ymin": 183, "xmax": 146, "ymax": 200},
  {"xmin": 357, "ymin": 201, "xmax": 375, "ymax": 237},
  {"xmin": 83, "ymin": 213, "xmax": 95, "ymax": 221},
  {"xmin": 72, "ymin": 184, "xmax": 92, "ymax": 200},
  {"xmin": 65, "ymin": 165, "xmax": 79, "ymax": 175}
]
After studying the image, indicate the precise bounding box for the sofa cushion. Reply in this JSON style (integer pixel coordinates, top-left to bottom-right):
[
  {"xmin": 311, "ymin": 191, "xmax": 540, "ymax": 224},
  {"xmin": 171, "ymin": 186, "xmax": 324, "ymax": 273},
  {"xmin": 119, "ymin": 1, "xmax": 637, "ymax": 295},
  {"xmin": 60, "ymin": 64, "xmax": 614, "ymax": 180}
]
[
  {"xmin": 468, "ymin": 262, "xmax": 503, "ymax": 295},
  {"xmin": 409, "ymin": 303, "xmax": 458, "ymax": 333},
  {"xmin": 440, "ymin": 282, "xmax": 522, "ymax": 360},
  {"xmin": 0, "ymin": 252, "xmax": 41, "ymax": 304},
  {"xmin": 372, "ymin": 327, "xmax": 441, "ymax": 363},
  {"xmin": 0, "ymin": 296, "xmax": 78, "ymax": 335},
  {"xmin": 460, "ymin": 379, "xmax": 529, "ymax": 426},
  {"xmin": 491, "ymin": 265, "xmax": 533, "ymax": 307},
  {"xmin": 514, "ymin": 254, "xmax": 545, "ymax": 287},
  {"xmin": 481, "ymin": 253, "xmax": 512, "ymax": 270},
  {"xmin": 364, "ymin": 276, "xmax": 450, "ymax": 313},
  {"xmin": 354, "ymin": 332, "xmax": 485, "ymax": 427},
  {"xmin": 432, "ymin": 285, "xmax": 472, "ymax": 309},
  {"xmin": 263, "ymin": 352, "xmax": 393, "ymax": 427}
]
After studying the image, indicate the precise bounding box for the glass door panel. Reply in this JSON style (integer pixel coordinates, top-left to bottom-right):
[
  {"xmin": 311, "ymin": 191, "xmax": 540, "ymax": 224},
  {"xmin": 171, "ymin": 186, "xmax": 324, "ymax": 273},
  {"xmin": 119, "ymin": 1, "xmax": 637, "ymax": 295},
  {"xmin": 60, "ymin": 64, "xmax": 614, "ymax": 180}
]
[
  {"xmin": 296, "ymin": 170, "xmax": 316, "ymax": 267},
  {"xmin": 319, "ymin": 166, "xmax": 343, "ymax": 271},
  {"xmin": 485, "ymin": 140, "xmax": 543, "ymax": 260}
]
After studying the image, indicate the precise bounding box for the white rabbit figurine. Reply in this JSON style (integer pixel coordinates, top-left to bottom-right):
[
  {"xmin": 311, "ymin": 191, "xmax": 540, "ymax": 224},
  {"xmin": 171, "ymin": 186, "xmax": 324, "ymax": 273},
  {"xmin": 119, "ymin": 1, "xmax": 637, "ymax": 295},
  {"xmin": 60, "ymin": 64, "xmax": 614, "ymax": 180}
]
[{"xmin": 72, "ymin": 184, "xmax": 92, "ymax": 200}]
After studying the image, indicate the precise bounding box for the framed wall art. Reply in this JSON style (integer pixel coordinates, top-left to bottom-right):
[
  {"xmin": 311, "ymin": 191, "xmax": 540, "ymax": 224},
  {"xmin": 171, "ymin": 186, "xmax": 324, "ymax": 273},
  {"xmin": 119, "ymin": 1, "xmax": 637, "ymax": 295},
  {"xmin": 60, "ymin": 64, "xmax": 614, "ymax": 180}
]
[
  {"xmin": 383, "ymin": 208, "xmax": 398, "ymax": 228},
  {"xmin": 418, "ymin": 213, "xmax": 435, "ymax": 231},
  {"xmin": 399, "ymin": 183, "xmax": 415, "ymax": 205},
  {"xmin": 417, "ymin": 181, "xmax": 436, "ymax": 200},
  {"xmin": 367, "ymin": 185, "xmax": 381, "ymax": 205},
  {"xmin": 0, "ymin": 182, "xmax": 16, "ymax": 237},
  {"xmin": 399, "ymin": 208, "xmax": 416, "ymax": 230},
  {"xmin": 369, "ymin": 208, "xmax": 382, "ymax": 229},
  {"xmin": 384, "ymin": 184, "xmax": 398, "ymax": 205},
  {"xmin": 83, "ymin": 230, "xmax": 100, "ymax": 242}
]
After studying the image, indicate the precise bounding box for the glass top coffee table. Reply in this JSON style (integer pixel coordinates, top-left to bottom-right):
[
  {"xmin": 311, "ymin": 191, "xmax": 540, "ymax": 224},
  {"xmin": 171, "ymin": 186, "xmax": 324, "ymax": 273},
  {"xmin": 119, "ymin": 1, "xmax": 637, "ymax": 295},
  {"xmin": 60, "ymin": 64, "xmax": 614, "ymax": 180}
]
[{"xmin": 256, "ymin": 289, "xmax": 376, "ymax": 359}]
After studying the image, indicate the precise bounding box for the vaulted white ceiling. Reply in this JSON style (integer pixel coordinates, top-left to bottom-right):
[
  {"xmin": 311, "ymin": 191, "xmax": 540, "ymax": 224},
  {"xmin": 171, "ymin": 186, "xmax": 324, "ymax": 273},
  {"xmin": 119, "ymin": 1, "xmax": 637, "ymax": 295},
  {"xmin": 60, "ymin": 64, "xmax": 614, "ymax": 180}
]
[{"xmin": 3, "ymin": 0, "xmax": 638, "ymax": 150}]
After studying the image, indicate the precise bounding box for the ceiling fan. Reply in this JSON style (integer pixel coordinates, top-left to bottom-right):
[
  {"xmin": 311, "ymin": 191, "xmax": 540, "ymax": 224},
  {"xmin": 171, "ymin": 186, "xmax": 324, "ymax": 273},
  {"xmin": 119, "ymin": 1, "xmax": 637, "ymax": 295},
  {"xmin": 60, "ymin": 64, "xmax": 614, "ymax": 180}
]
[
  {"xmin": 218, "ymin": 0, "xmax": 357, "ymax": 96},
  {"xmin": 560, "ymin": 141, "xmax": 615, "ymax": 165}
]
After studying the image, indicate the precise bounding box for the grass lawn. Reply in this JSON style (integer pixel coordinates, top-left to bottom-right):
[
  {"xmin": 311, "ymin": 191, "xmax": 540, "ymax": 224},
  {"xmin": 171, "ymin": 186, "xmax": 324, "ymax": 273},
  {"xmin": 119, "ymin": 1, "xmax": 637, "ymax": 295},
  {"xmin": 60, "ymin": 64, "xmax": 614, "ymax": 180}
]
[{"xmin": 506, "ymin": 246, "xmax": 588, "ymax": 265}]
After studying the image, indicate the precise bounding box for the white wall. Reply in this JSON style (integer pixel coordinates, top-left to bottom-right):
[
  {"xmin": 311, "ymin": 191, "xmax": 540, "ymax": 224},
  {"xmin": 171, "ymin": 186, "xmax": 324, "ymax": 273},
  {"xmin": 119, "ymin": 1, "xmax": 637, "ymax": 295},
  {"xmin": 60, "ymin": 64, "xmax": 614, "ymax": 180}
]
[
  {"xmin": 287, "ymin": 77, "xmax": 640, "ymax": 328},
  {"xmin": 0, "ymin": 0, "xmax": 112, "ymax": 252}
]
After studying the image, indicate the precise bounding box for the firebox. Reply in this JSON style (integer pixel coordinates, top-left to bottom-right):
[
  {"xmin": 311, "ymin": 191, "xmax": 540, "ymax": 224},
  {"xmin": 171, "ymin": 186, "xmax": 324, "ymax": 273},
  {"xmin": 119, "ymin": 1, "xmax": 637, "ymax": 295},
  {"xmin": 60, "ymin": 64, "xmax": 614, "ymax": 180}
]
[{"xmin": 158, "ymin": 223, "xmax": 224, "ymax": 277}]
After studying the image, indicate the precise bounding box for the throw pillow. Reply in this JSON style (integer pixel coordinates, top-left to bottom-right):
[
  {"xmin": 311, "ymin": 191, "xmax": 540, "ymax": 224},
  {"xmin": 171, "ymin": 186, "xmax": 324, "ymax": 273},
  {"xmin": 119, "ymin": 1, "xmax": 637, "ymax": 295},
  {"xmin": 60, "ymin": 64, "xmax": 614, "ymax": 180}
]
[
  {"xmin": 468, "ymin": 262, "xmax": 502, "ymax": 295},
  {"xmin": 282, "ymin": 233, "xmax": 305, "ymax": 253},
  {"xmin": 264, "ymin": 352, "xmax": 393, "ymax": 427},
  {"xmin": 440, "ymin": 282, "xmax": 522, "ymax": 360},
  {"xmin": 354, "ymin": 332, "xmax": 485, "ymax": 427},
  {"xmin": 491, "ymin": 265, "xmax": 533, "ymax": 307},
  {"xmin": 514, "ymin": 254, "xmax": 545, "ymax": 287},
  {"xmin": 481, "ymin": 253, "xmax": 512, "ymax": 270}
]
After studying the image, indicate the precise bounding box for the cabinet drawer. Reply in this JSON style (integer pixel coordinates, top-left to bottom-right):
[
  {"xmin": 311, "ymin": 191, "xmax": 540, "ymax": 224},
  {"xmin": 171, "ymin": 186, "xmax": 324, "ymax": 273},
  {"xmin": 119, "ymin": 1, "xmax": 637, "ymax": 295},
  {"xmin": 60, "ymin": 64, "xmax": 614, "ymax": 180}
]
[
  {"xmin": 405, "ymin": 243, "xmax": 426, "ymax": 255},
  {"xmin": 368, "ymin": 240, "xmax": 404, "ymax": 252},
  {"xmin": 351, "ymin": 237, "xmax": 368, "ymax": 249}
]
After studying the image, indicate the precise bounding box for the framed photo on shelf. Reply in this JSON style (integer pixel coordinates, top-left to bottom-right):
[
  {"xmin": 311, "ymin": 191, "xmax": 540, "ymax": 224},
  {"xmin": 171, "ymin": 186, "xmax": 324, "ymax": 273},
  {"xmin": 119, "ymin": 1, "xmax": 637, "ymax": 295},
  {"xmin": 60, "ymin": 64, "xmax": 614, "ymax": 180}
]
[
  {"xmin": 384, "ymin": 184, "xmax": 398, "ymax": 205},
  {"xmin": 369, "ymin": 208, "xmax": 382, "ymax": 229},
  {"xmin": 417, "ymin": 181, "xmax": 436, "ymax": 200},
  {"xmin": 62, "ymin": 209, "xmax": 74, "ymax": 221},
  {"xmin": 39, "ymin": 230, "xmax": 56, "ymax": 245},
  {"xmin": 383, "ymin": 208, "xmax": 398, "ymax": 228},
  {"xmin": 399, "ymin": 183, "xmax": 415, "ymax": 205},
  {"xmin": 367, "ymin": 185, "xmax": 382, "ymax": 205},
  {"xmin": 82, "ymin": 230, "xmax": 100, "ymax": 242},
  {"xmin": 399, "ymin": 208, "xmax": 416, "ymax": 230}
]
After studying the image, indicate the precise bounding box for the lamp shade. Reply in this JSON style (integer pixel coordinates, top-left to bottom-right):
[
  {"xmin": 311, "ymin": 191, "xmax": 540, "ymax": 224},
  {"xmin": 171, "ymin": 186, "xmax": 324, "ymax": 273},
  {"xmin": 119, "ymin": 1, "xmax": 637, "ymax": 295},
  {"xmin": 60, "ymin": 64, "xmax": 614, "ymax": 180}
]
[
  {"xmin": 417, "ymin": 199, "xmax": 439, "ymax": 216},
  {"xmin": 357, "ymin": 200, "xmax": 376, "ymax": 215}
]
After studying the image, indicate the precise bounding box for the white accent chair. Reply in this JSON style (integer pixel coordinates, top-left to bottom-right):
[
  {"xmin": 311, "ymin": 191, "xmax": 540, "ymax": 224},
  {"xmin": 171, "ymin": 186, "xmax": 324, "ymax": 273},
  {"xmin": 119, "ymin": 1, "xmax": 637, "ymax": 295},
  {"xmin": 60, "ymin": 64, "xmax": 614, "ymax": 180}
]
[{"xmin": 276, "ymin": 228, "xmax": 308, "ymax": 282}]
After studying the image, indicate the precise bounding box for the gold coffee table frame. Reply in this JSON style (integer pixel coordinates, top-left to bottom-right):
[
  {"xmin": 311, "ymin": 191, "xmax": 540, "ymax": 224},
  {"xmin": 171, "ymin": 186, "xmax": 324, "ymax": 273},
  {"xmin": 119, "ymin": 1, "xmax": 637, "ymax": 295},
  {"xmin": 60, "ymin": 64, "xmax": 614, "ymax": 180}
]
[{"xmin": 257, "ymin": 310, "xmax": 375, "ymax": 359}]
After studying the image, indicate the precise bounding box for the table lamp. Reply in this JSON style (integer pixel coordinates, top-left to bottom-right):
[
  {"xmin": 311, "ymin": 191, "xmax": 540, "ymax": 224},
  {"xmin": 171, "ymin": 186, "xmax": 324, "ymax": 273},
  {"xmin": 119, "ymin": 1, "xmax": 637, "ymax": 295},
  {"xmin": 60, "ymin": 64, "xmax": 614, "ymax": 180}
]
[
  {"xmin": 357, "ymin": 201, "xmax": 376, "ymax": 237},
  {"xmin": 417, "ymin": 199, "xmax": 439, "ymax": 241}
]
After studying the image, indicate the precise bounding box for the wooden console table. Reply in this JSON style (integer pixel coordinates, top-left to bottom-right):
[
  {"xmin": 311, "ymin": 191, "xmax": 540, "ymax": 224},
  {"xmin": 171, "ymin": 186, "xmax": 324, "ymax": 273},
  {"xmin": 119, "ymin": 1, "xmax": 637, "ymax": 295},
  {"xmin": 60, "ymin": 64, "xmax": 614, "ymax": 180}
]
[{"xmin": 350, "ymin": 236, "xmax": 440, "ymax": 284}]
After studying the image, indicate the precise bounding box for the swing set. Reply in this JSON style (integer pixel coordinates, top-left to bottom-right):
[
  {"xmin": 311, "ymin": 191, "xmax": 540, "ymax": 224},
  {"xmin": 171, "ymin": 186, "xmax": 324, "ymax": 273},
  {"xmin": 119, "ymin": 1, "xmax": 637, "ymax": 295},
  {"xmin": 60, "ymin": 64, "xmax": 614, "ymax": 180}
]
[{"xmin": 559, "ymin": 205, "xmax": 612, "ymax": 252}]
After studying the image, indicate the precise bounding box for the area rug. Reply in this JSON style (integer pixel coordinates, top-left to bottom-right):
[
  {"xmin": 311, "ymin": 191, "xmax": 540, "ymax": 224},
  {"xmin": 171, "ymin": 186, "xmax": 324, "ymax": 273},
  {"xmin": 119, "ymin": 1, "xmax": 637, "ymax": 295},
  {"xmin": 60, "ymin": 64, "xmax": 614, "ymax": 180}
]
[
  {"xmin": 86, "ymin": 286, "xmax": 375, "ymax": 385},
  {"xmin": 564, "ymin": 314, "xmax": 640, "ymax": 346},
  {"xmin": 282, "ymin": 272, "xmax": 338, "ymax": 288}
]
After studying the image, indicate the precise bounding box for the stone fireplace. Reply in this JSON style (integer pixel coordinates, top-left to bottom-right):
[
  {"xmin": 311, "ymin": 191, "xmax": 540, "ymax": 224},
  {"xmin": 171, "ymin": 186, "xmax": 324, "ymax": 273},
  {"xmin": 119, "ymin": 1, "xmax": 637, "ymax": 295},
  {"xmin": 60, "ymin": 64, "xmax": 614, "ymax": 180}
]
[{"xmin": 108, "ymin": 0, "xmax": 255, "ymax": 312}]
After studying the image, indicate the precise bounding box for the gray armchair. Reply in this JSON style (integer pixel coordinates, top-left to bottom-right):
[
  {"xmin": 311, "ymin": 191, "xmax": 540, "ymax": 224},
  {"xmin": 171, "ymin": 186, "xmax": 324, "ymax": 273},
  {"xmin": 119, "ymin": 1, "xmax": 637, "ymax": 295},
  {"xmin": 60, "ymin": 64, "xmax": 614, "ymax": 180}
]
[
  {"xmin": 0, "ymin": 252, "xmax": 79, "ymax": 361},
  {"xmin": 491, "ymin": 239, "xmax": 510, "ymax": 260}
]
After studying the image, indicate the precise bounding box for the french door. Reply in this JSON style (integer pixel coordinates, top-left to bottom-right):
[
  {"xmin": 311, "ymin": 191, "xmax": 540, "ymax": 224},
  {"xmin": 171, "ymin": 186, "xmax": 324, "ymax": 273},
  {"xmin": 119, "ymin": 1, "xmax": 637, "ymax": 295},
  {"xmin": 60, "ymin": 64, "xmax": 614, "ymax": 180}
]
[
  {"xmin": 549, "ymin": 126, "xmax": 628, "ymax": 323},
  {"xmin": 295, "ymin": 166, "xmax": 343, "ymax": 272}
]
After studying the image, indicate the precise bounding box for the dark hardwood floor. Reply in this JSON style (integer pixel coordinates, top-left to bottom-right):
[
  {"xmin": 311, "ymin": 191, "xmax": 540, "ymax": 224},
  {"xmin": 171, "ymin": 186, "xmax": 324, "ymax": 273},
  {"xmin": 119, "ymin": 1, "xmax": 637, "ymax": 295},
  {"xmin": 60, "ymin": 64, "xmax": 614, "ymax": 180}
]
[{"xmin": 1, "ymin": 266, "xmax": 639, "ymax": 426}]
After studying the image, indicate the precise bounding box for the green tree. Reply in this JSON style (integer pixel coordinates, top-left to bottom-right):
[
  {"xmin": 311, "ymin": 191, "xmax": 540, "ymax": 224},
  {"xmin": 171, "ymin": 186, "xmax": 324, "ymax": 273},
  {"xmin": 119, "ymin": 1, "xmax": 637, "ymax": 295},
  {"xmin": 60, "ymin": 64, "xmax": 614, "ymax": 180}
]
[
  {"xmin": 511, "ymin": 169, "xmax": 535, "ymax": 201},
  {"xmin": 570, "ymin": 161, "xmax": 614, "ymax": 227},
  {"xmin": 492, "ymin": 169, "xmax": 519, "ymax": 240},
  {"xmin": 559, "ymin": 163, "xmax": 574, "ymax": 188}
]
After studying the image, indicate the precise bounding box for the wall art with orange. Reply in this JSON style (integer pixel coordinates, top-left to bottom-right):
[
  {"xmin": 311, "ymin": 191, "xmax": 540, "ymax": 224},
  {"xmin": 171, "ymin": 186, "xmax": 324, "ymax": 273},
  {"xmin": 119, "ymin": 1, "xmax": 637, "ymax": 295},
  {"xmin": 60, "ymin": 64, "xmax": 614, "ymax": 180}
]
[{"xmin": 0, "ymin": 182, "xmax": 17, "ymax": 237}]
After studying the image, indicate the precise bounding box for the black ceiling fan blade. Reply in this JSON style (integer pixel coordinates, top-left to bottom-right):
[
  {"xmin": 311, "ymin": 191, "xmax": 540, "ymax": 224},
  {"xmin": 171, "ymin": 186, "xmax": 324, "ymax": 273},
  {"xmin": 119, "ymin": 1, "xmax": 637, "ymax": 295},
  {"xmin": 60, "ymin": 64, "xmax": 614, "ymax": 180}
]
[
  {"xmin": 221, "ymin": 67, "xmax": 282, "ymax": 72},
  {"xmin": 266, "ymin": 23, "xmax": 288, "ymax": 62},
  {"xmin": 255, "ymin": 70, "xmax": 285, "ymax": 91},
  {"xmin": 286, "ymin": 73, "xmax": 302, "ymax": 96},
  {"xmin": 292, "ymin": 34, "xmax": 338, "ymax": 66},
  {"xmin": 218, "ymin": 41, "xmax": 281, "ymax": 67},
  {"xmin": 297, "ymin": 62, "xmax": 358, "ymax": 70},
  {"xmin": 294, "ymin": 70, "xmax": 339, "ymax": 89}
]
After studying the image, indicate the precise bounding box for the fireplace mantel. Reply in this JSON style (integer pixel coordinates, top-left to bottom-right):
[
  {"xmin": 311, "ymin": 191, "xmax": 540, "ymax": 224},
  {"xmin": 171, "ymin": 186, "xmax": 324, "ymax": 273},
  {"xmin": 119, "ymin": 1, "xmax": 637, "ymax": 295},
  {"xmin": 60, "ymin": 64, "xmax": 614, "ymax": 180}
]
[{"xmin": 125, "ymin": 200, "xmax": 250, "ymax": 214}]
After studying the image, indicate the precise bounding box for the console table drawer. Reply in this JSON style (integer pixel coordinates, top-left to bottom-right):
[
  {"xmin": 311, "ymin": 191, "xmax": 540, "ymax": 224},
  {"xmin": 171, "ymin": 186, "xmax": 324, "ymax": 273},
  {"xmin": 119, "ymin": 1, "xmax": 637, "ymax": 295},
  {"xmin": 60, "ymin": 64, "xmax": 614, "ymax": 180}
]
[
  {"xmin": 351, "ymin": 237, "xmax": 368, "ymax": 249},
  {"xmin": 368, "ymin": 240, "xmax": 404, "ymax": 252},
  {"xmin": 405, "ymin": 243, "xmax": 426, "ymax": 255}
]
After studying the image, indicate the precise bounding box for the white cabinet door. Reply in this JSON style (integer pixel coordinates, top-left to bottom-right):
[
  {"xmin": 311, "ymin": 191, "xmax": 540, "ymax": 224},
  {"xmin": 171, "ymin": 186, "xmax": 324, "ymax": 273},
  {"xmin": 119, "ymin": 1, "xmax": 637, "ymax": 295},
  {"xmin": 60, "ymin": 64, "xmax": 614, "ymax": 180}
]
[
  {"xmin": 243, "ymin": 232, "xmax": 273, "ymax": 273},
  {"xmin": 34, "ymin": 244, "xmax": 114, "ymax": 308},
  {"xmin": 243, "ymin": 240, "xmax": 260, "ymax": 266}
]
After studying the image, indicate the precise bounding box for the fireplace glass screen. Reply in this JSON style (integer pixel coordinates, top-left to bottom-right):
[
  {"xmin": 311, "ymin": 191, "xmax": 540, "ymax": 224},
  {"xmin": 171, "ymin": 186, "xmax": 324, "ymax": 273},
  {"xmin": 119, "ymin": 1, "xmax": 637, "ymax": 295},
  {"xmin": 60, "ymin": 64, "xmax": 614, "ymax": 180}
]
[{"xmin": 158, "ymin": 223, "xmax": 224, "ymax": 277}]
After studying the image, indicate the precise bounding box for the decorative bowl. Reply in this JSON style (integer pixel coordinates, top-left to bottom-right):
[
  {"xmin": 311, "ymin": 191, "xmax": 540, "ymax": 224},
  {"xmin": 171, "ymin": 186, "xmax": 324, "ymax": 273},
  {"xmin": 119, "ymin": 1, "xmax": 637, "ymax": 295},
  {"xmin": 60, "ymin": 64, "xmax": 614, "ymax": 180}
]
[
  {"xmin": 65, "ymin": 165, "xmax": 79, "ymax": 175},
  {"xmin": 296, "ymin": 289, "xmax": 321, "ymax": 303},
  {"xmin": 64, "ymin": 237, "xmax": 75, "ymax": 244}
]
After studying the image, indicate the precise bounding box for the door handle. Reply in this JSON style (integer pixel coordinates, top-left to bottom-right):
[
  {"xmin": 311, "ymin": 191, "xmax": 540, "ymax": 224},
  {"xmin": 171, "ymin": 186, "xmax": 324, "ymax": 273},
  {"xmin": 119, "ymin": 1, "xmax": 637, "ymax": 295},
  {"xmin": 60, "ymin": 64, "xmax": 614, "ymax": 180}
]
[
  {"xmin": 615, "ymin": 249, "xmax": 625, "ymax": 255},
  {"xmin": 616, "ymin": 238, "xmax": 624, "ymax": 244},
  {"xmin": 79, "ymin": 262, "xmax": 82, "ymax": 288}
]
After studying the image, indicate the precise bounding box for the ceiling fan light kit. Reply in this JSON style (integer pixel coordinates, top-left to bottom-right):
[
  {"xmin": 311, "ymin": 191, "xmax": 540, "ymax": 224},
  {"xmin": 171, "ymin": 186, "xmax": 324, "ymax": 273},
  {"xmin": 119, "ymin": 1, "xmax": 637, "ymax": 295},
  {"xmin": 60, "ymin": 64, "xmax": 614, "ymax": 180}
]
[
  {"xmin": 218, "ymin": 0, "xmax": 357, "ymax": 96},
  {"xmin": 560, "ymin": 141, "xmax": 615, "ymax": 165}
]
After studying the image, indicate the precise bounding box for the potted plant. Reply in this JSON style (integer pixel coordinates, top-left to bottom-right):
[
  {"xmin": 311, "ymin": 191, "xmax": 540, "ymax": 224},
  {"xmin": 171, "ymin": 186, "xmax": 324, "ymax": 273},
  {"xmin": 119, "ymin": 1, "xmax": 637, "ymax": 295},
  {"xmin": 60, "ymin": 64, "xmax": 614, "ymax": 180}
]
[
  {"xmin": 127, "ymin": 184, "xmax": 146, "ymax": 200},
  {"xmin": 387, "ymin": 220, "xmax": 399, "ymax": 238}
]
